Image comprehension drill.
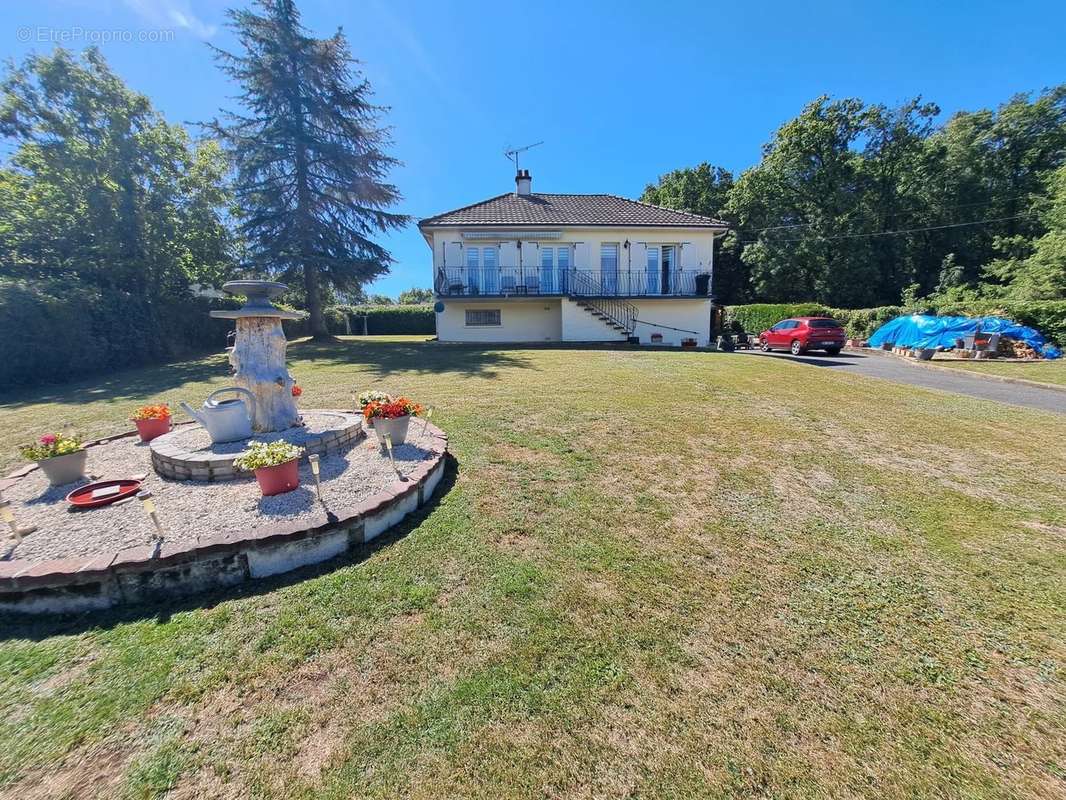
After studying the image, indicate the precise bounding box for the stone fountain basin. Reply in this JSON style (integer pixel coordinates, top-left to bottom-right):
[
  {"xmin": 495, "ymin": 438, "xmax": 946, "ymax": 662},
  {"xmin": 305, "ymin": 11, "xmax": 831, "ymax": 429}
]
[{"xmin": 150, "ymin": 410, "xmax": 363, "ymax": 481}]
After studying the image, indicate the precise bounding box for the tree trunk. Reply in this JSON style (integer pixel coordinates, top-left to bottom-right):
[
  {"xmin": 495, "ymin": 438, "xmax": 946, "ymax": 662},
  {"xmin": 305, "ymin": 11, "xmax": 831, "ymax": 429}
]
[{"xmin": 229, "ymin": 317, "xmax": 300, "ymax": 432}]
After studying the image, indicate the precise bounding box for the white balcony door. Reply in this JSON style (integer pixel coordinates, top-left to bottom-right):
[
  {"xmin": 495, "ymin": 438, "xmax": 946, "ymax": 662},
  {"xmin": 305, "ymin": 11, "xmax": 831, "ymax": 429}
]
[
  {"xmin": 464, "ymin": 246, "xmax": 498, "ymax": 294},
  {"xmin": 601, "ymin": 243, "xmax": 619, "ymax": 294},
  {"xmin": 540, "ymin": 246, "xmax": 571, "ymax": 294},
  {"xmin": 646, "ymin": 246, "xmax": 661, "ymax": 295}
]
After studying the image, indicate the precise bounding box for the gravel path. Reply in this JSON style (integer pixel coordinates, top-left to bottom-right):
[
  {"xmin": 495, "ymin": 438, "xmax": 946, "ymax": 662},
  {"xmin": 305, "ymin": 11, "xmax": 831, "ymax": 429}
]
[
  {"xmin": 3, "ymin": 426, "xmax": 435, "ymax": 563},
  {"xmin": 739, "ymin": 350, "xmax": 1065, "ymax": 414}
]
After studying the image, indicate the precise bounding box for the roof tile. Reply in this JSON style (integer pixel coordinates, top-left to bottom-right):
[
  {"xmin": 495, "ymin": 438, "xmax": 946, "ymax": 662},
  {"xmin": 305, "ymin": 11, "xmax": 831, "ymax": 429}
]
[{"xmin": 419, "ymin": 193, "xmax": 727, "ymax": 229}]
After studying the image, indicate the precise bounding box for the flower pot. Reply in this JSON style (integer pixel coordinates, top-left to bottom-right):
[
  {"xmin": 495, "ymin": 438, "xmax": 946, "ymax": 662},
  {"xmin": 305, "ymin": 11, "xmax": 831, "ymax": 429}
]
[
  {"xmin": 37, "ymin": 449, "xmax": 88, "ymax": 486},
  {"xmin": 253, "ymin": 458, "xmax": 300, "ymax": 496},
  {"xmin": 372, "ymin": 414, "xmax": 411, "ymax": 446},
  {"xmin": 135, "ymin": 415, "xmax": 171, "ymax": 442},
  {"xmin": 915, "ymin": 348, "xmax": 936, "ymax": 361}
]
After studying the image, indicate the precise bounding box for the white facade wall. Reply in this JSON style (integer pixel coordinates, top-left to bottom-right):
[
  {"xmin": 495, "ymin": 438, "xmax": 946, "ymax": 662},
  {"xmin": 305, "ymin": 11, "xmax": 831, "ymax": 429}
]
[
  {"xmin": 560, "ymin": 300, "xmax": 626, "ymax": 342},
  {"xmin": 436, "ymin": 300, "xmax": 562, "ymax": 343},
  {"xmin": 631, "ymin": 299, "xmax": 712, "ymax": 346},
  {"xmin": 427, "ymin": 223, "xmax": 720, "ymax": 346}
]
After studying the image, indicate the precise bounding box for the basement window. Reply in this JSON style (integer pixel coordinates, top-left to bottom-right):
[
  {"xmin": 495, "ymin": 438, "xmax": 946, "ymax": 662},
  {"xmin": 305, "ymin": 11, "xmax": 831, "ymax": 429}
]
[{"xmin": 465, "ymin": 309, "xmax": 501, "ymax": 327}]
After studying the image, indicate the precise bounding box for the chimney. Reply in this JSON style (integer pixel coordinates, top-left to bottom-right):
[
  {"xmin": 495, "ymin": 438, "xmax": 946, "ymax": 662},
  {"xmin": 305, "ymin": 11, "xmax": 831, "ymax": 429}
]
[{"xmin": 515, "ymin": 169, "xmax": 532, "ymax": 197}]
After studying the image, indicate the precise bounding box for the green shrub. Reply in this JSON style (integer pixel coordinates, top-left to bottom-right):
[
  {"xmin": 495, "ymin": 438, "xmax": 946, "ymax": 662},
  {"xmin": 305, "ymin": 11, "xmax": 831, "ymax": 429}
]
[
  {"xmin": 724, "ymin": 300, "xmax": 1066, "ymax": 345},
  {"xmin": 0, "ymin": 279, "xmax": 239, "ymax": 387},
  {"xmin": 722, "ymin": 303, "xmax": 829, "ymax": 336},
  {"xmin": 344, "ymin": 304, "xmax": 435, "ymax": 335}
]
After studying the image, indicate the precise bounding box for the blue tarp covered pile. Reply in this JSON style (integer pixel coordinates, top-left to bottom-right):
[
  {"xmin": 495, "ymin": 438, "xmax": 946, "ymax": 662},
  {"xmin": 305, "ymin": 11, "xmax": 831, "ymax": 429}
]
[{"xmin": 867, "ymin": 314, "xmax": 1062, "ymax": 359}]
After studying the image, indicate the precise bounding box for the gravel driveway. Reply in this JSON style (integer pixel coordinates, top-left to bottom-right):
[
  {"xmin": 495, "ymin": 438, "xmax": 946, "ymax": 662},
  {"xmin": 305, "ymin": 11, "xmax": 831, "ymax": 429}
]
[{"xmin": 738, "ymin": 349, "xmax": 1065, "ymax": 414}]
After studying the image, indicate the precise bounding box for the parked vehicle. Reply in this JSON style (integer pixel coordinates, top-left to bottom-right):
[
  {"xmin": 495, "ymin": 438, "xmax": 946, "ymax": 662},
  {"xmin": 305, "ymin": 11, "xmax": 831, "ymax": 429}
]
[{"xmin": 759, "ymin": 317, "xmax": 847, "ymax": 355}]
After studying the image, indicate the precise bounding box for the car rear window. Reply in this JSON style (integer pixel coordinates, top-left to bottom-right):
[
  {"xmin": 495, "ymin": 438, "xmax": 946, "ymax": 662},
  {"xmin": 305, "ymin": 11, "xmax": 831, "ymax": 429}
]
[{"xmin": 807, "ymin": 318, "xmax": 842, "ymax": 328}]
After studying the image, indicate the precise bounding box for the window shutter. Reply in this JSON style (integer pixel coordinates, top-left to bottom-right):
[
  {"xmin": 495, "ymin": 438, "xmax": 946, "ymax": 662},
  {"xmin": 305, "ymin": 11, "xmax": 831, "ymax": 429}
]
[
  {"xmin": 573, "ymin": 243, "xmax": 590, "ymax": 269},
  {"xmin": 444, "ymin": 241, "xmax": 463, "ymax": 268},
  {"xmin": 499, "ymin": 241, "xmax": 518, "ymax": 268},
  {"xmin": 520, "ymin": 241, "xmax": 540, "ymax": 269},
  {"xmin": 680, "ymin": 242, "xmax": 699, "ymax": 269},
  {"xmin": 628, "ymin": 242, "xmax": 646, "ymax": 272}
]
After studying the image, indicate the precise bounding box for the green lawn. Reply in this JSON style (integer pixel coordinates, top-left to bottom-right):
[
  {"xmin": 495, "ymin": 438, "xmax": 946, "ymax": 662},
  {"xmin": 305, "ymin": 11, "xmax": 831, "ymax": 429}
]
[
  {"xmin": 1, "ymin": 339, "xmax": 1064, "ymax": 799},
  {"xmin": 927, "ymin": 355, "xmax": 1066, "ymax": 387}
]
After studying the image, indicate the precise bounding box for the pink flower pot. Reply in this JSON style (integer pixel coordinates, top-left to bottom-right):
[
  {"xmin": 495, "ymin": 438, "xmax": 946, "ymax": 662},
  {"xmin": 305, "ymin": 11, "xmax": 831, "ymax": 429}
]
[
  {"xmin": 135, "ymin": 415, "xmax": 171, "ymax": 442},
  {"xmin": 254, "ymin": 458, "xmax": 300, "ymax": 496}
]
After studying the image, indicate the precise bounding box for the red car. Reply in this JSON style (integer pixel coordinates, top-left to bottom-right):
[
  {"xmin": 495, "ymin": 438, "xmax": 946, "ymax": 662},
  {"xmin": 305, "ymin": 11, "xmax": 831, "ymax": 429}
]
[{"xmin": 759, "ymin": 317, "xmax": 846, "ymax": 355}]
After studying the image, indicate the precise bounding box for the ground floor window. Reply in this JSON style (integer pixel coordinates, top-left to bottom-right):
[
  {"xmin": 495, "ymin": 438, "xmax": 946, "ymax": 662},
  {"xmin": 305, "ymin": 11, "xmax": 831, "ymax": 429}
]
[{"xmin": 465, "ymin": 308, "xmax": 501, "ymax": 326}]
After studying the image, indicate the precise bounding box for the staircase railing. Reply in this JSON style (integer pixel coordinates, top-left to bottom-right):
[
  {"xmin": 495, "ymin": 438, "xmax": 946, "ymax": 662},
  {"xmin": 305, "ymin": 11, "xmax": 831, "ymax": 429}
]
[{"xmin": 568, "ymin": 270, "xmax": 637, "ymax": 335}]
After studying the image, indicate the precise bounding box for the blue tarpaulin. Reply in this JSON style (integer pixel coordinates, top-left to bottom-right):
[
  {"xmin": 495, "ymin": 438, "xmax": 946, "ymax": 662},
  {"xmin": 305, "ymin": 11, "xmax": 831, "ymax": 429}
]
[{"xmin": 867, "ymin": 314, "xmax": 1062, "ymax": 359}]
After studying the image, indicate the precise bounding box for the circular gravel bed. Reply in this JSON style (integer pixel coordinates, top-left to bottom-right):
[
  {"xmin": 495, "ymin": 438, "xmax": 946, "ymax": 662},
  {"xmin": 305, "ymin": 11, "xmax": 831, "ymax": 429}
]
[{"xmin": 3, "ymin": 424, "xmax": 437, "ymax": 564}]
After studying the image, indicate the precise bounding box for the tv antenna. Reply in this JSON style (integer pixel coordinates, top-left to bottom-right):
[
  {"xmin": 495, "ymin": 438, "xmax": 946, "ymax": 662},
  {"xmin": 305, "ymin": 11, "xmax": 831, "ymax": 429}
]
[{"xmin": 504, "ymin": 140, "xmax": 543, "ymax": 173}]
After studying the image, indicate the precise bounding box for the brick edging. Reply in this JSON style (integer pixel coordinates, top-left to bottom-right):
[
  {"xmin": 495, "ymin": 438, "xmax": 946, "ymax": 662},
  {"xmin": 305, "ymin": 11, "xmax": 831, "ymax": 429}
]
[{"xmin": 0, "ymin": 422, "xmax": 449, "ymax": 615}]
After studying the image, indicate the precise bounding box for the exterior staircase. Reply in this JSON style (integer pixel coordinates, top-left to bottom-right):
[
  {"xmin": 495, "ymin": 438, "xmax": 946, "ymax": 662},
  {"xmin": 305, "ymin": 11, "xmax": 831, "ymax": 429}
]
[
  {"xmin": 572, "ymin": 299, "xmax": 632, "ymax": 339},
  {"xmin": 567, "ymin": 270, "xmax": 637, "ymax": 339}
]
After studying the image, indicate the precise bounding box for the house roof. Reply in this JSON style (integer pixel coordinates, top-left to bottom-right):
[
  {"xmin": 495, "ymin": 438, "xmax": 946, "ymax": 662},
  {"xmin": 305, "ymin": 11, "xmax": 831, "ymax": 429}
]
[{"xmin": 418, "ymin": 193, "xmax": 728, "ymax": 229}]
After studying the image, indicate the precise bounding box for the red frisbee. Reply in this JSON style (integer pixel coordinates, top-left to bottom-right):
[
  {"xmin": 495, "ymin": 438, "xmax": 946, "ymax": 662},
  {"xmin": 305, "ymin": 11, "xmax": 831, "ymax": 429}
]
[{"xmin": 66, "ymin": 479, "xmax": 143, "ymax": 509}]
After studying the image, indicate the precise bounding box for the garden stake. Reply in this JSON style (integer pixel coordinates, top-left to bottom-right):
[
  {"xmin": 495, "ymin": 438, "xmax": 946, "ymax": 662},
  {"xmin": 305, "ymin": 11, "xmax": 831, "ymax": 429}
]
[
  {"xmin": 138, "ymin": 491, "xmax": 165, "ymax": 543},
  {"xmin": 420, "ymin": 406, "xmax": 434, "ymax": 438},
  {"xmin": 0, "ymin": 499, "xmax": 36, "ymax": 540},
  {"xmin": 382, "ymin": 432, "xmax": 399, "ymax": 474},
  {"xmin": 308, "ymin": 454, "xmax": 322, "ymax": 501}
]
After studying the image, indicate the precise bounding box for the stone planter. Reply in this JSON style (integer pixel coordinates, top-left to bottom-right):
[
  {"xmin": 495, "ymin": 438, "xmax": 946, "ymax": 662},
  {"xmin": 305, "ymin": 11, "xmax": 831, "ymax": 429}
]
[
  {"xmin": 37, "ymin": 449, "xmax": 88, "ymax": 486},
  {"xmin": 915, "ymin": 348, "xmax": 936, "ymax": 361},
  {"xmin": 253, "ymin": 458, "xmax": 300, "ymax": 496},
  {"xmin": 371, "ymin": 414, "xmax": 412, "ymax": 446},
  {"xmin": 134, "ymin": 415, "xmax": 171, "ymax": 442}
]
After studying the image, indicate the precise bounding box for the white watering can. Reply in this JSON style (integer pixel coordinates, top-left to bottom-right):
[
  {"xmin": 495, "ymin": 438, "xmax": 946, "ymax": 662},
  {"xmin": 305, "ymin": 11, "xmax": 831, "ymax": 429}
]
[{"xmin": 181, "ymin": 387, "xmax": 256, "ymax": 443}]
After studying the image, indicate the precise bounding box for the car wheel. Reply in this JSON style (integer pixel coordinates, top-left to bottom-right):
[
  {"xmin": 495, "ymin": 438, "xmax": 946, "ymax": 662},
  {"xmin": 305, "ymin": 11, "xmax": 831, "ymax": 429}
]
[
  {"xmin": 790, "ymin": 340, "xmax": 804, "ymax": 356},
  {"xmin": 824, "ymin": 347, "xmax": 841, "ymax": 356},
  {"xmin": 761, "ymin": 338, "xmax": 771, "ymax": 352}
]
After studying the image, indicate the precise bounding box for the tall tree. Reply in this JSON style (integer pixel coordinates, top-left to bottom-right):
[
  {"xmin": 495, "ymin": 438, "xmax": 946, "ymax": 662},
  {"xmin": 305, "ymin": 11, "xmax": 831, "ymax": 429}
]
[
  {"xmin": 210, "ymin": 0, "xmax": 408, "ymax": 338},
  {"xmin": 0, "ymin": 47, "xmax": 235, "ymax": 295}
]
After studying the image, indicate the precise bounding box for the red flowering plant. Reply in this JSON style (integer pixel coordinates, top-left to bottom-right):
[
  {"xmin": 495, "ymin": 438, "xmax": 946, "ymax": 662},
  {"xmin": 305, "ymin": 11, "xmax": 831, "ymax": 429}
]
[
  {"xmin": 291, "ymin": 384, "xmax": 303, "ymax": 397},
  {"xmin": 361, "ymin": 395, "xmax": 424, "ymax": 422},
  {"xmin": 131, "ymin": 403, "xmax": 170, "ymax": 421}
]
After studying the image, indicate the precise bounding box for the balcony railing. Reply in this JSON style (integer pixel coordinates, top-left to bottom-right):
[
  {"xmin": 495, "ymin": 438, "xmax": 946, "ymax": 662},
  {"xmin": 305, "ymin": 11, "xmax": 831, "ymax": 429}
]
[{"xmin": 434, "ymin": 268, "xmax": 707, "ymax": 298}]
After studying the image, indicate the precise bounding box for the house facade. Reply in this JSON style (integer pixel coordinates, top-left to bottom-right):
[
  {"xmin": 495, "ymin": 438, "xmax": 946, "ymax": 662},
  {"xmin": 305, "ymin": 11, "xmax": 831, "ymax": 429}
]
[{"xmin": 418, "ymin": 171, "xmax": 728, "ymax": 347}]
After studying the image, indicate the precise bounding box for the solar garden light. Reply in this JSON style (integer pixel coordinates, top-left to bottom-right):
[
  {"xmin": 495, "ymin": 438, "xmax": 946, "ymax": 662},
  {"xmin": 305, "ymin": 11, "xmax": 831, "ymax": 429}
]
[
  {"xmin": 308, "ymin": 453, "xmax": 322, "ymax": 501},
  {"xmin": 0, "ymin": 498, "xmax": 36, "ymax": 540},
  {"xmin": 137, "ymin": 491, "xmax": 165, "ymax": 541},
  {"xmin": 420, "ymin": 406, "xmax": 434, "ymax": 438},
  {"xmin": 381, "ymin": 431, "xmax": 399, "ymax": 474}
]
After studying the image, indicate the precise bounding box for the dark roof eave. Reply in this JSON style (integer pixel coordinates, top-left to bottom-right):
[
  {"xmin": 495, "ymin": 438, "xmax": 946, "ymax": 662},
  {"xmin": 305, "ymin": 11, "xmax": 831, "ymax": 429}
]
[{"xmin": 418, "ymin": 220, "xmax": 729, "ymax": 229}]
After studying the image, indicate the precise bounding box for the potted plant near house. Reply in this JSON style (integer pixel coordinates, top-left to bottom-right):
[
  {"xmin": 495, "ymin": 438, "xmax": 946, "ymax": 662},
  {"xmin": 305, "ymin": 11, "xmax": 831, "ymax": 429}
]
[
  {"xmin": 131, "ymin": 403, "xmax": 172, "ymax": 442},
  {"xmin": 234, "ymin": 441, "xmax": 304, "ymax": 496},
  {"xmin": 361, "ymin": 394, "xmax": 424, "ymax": 446},
  {"xmin": 18, "ymin": 432, "xmax": 86, "ymax": 486}
]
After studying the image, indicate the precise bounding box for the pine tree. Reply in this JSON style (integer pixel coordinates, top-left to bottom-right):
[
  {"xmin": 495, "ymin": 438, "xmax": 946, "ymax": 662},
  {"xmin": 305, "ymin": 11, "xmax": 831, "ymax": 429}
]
[{"xmin": 209, "ymin": 0, "xmax": 408, "ymax": 337}]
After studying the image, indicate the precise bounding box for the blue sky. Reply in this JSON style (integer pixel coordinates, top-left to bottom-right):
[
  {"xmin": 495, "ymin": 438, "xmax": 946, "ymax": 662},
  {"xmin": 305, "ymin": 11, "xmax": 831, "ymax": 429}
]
[{"xmin": 3, "ymin": 0, "xmax": 1065, "ymax": 297}]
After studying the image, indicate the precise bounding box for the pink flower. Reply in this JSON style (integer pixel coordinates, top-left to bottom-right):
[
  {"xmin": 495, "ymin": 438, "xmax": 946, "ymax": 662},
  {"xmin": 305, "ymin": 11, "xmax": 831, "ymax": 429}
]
[{"xmin": 40, "ymin": 434, "xmax": 57, "ymax": 446}]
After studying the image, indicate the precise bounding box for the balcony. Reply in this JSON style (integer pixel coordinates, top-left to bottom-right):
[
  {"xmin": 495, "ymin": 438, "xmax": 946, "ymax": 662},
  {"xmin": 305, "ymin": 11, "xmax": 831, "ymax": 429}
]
[{"xmin": 434, "ymin": 268, "xmax": 709, "ymax": 298}]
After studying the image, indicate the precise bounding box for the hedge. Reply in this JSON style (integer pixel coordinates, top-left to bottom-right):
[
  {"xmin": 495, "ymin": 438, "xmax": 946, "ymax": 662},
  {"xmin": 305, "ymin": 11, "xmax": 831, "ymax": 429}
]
[
  {"xmin": 723, "ymin": 300, "xmax": 1066, "ymax": 345},
  {"xmin": 343, "ymin": 304, "xmax": 435, "ymax": 335},
  {"xmin": 0, "ymin": 279, "xmax": 241, "ymax": 387}
]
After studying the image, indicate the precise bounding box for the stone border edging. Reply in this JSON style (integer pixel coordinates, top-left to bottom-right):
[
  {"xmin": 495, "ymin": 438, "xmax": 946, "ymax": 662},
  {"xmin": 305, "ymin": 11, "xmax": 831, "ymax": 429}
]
[
  {"xmin": 0, "ymin": 422, "xmax": 448, "ymax": 616},
  {"xmin": 846, "ymin": 346, "xmax": 1066, "ymax": 393}
]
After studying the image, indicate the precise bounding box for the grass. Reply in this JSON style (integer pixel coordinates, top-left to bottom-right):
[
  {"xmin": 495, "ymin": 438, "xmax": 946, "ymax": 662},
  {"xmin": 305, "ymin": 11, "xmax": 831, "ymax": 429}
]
[
  {"xmin": 926, "ymin": 355, "xmax": 1066, "ymax": 387},
  {"xmin": 0, "ymin": 337, "xmax": 1063, "ymax": 799}
]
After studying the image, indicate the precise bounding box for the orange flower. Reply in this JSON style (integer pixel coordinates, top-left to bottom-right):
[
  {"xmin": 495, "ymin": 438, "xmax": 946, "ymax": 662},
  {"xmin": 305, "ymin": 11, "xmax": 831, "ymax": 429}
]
[
  {"xmin": 131, "ymin": 403, "xmax": 170, "ymax": 421},
  {"xmin": 291, "ymin": 385, "xmax": 303, "ymax": 397}
]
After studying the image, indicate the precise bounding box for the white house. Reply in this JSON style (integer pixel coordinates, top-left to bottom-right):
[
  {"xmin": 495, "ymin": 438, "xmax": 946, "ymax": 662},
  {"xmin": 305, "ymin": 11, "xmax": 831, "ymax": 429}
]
[{"xmin": 418, "ymin": 170, "xmax": 728, "ymax": 347}]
